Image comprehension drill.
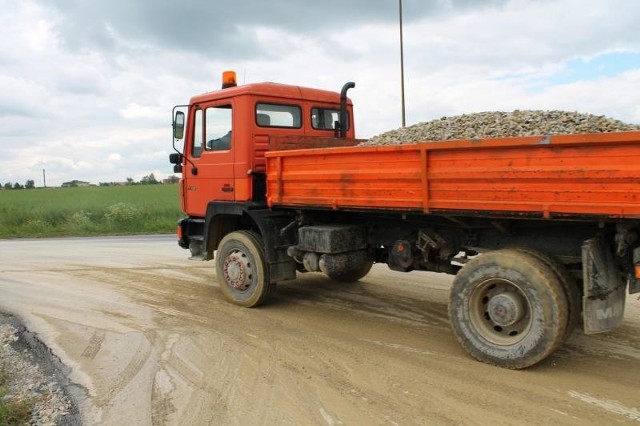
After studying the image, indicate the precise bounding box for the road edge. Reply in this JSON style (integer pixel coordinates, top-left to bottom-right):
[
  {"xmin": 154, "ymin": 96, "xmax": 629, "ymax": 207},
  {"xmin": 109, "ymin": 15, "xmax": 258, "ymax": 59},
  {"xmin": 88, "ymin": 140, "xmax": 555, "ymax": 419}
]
[{"xmin": 0, "ymin": 310, "xmax": 85, "ymax": 425}]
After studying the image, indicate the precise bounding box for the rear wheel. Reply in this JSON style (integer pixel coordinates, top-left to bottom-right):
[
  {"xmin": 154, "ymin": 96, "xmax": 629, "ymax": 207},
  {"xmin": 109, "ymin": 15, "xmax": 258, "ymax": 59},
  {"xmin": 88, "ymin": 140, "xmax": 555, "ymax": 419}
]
[
  {"xmin": 449, "ymin": 249, "xmax": 568, "ymax": 369},
  {"xmin": 512, "ymin": 248, "xmax": 580, "ymax": 340},
  {"xmin": 215, "ymin": 230, "xmax": 274, "ymax": 307}
]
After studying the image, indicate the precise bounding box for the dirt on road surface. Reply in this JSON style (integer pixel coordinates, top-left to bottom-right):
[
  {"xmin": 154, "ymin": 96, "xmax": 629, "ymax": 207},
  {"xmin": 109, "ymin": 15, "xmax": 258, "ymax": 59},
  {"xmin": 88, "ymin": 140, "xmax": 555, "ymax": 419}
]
[{"xmin": 0, "ymin": 236, "xmax": 639, "ymax": 425}]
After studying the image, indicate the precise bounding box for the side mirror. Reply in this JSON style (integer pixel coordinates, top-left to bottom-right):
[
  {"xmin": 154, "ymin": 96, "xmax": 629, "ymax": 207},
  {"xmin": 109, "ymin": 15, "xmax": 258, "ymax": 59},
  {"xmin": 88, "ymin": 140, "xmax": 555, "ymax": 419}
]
[
  {"xmin": 170, "ymin": 153, "xmax": 183, "ymax": 174},
  {"xmin": 173, "ymin": 111, "xmax": 185, "ymax": 140}
]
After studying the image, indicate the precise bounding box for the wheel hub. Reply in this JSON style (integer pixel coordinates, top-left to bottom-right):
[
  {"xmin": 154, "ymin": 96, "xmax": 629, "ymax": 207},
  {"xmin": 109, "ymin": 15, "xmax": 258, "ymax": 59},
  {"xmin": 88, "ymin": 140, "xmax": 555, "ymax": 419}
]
[
  {"xmin": 487, "ymin": 292, "xmax": 525, "ymax": 327},
  {"xmin": 223, "ymin": 251, "xmax": 252, "ymax": 290}
]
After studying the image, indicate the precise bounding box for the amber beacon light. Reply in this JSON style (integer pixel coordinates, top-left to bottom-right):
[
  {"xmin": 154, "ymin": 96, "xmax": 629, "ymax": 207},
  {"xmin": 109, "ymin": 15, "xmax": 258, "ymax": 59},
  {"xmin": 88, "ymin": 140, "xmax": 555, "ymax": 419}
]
[{"xmin": 222, "ymin": 71, "xmax": 237, "ymax": 89}]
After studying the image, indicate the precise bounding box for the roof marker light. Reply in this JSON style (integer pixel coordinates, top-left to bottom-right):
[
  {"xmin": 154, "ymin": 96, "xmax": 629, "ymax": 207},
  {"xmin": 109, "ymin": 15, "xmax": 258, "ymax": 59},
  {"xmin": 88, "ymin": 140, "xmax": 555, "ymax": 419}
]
[{"xmin": 222, "ymin": 70, "xmax": 237, "ymax": 89}]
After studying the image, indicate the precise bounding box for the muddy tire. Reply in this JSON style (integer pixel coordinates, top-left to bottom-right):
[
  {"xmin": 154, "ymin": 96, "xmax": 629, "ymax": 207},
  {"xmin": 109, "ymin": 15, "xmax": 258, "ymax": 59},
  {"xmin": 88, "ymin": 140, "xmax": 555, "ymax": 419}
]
[
  {"xmin": 448, "ymin": 249, "xmax": 568, "ymax": 369},
  {"xmin": 326, "ymin": 260, "xmax": 373, "ymax": 283},
  {"xmin": 215, "ymin": 230, "xmax": 274, "ymax": 307},
  {"xmin": 512, "ymin": 248, "xmax": 580, "ymax": 340}
]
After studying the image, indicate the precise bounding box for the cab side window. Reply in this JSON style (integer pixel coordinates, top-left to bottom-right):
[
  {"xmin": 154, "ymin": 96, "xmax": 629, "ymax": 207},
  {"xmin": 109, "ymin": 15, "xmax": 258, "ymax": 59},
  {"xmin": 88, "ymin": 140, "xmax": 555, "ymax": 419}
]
[
  {"xmin": 256, "ymin": 103, "xmax": 301, "ymax": 128},
  {"xmin": 192, "ymin": 109, "xmax": 203, "ymax": 157},
  {"xmin": 311, "ymin": 107, "xmax": 349, "ymax": 130},
  {"xmin": 205, "ymin": 105, "xmax": 232, "ymax": 151}
]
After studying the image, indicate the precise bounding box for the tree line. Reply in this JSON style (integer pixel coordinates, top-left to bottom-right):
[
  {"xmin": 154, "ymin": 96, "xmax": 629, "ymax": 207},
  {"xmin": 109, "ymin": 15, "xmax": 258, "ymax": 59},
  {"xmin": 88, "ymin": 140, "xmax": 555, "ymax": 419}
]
[
  {"xmin": 3, "ymin": 180, "xmax": 36, "ymax": 190},
  {"xmin": 100, "ymin": 174, "xmax": 179, "ymax": 186},
  {"xmin": 2, "ymin": 174, "xmax": 180, "ymax": 190}
]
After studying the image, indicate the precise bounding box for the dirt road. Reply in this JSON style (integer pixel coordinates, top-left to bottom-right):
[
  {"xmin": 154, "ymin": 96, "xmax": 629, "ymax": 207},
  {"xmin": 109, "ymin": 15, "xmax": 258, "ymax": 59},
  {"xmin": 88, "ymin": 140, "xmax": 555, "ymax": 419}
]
[{"xmin": 0, "ymin": 236, "xmax": 639, "ymax": 425}]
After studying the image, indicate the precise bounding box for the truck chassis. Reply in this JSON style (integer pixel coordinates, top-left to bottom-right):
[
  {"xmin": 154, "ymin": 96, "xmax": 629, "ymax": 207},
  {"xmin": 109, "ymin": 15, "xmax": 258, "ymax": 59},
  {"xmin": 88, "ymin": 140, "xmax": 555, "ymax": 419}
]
[{"xmin": 178, "ymin": 201, "xmax": 637, "ymax": 369}]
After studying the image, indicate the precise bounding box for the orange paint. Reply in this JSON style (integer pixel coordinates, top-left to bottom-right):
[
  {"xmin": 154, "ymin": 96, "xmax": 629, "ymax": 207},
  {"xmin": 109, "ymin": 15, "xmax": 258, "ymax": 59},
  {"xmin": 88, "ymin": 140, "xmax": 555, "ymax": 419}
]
[
  {"xmin": 180, "ymin": 82, "xmax": 355, "ymax": 217},
  {"xmin": 266, "ymin": 131, "xmax": 640, "ymax": 219}
]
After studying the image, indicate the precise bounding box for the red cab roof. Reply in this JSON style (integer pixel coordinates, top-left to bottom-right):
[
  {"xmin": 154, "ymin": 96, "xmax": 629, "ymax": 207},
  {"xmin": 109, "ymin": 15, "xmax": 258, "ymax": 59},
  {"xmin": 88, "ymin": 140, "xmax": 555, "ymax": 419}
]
[{"xmin": 189, "ymin": 82, "xmax": 351, "ymax": 105}]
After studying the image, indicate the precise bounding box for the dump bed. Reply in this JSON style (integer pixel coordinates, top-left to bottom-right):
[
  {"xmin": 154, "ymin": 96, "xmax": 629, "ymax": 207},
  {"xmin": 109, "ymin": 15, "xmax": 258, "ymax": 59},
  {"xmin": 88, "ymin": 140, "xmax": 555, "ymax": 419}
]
[{"xmin": 265, "ymin": 131, "xmax": 640, "ymax": 219}]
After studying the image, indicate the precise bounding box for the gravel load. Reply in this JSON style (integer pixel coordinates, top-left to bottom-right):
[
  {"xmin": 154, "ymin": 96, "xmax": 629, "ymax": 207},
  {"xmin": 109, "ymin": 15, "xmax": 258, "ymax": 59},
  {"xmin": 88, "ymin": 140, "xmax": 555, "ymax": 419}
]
[{"xmin": 363, "ymin": 110, "xmax": 640, "ymax": 146}]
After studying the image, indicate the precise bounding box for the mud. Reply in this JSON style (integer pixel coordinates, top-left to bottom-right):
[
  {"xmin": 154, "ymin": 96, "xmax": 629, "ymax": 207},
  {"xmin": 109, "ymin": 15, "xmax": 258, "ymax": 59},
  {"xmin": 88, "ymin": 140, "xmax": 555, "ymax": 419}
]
[{"xmin": 0, "ymin": 236, "xmax": 639, "ymax": 425}]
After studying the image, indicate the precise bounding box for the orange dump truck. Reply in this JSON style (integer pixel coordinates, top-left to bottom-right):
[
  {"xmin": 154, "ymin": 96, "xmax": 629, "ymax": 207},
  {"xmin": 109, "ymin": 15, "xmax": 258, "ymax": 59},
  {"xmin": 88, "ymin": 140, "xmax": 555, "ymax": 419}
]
[{"xmin": 170, "ymin": 72, "xmax": 640, "ymax": 369}]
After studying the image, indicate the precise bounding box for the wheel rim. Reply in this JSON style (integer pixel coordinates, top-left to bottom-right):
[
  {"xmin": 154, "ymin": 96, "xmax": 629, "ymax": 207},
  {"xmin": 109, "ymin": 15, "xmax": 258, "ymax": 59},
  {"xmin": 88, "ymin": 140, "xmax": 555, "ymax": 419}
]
[
  {"xmin": 468, "ymin": 278, "xmax": 532, "ymax": 346},
  {"xmin": 222, "ymin": 249, "xmax": 253, "ymax": 292}
]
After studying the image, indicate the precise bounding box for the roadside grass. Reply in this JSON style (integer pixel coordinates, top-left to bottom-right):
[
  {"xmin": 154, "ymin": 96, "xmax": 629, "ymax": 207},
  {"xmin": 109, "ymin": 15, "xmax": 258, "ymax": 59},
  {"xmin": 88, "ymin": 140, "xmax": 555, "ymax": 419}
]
[
  {"xmin": 0, "ymin": 185, "xmax": 183, "ymax": 238},
  {"xmin": 0, "ymin": 360, "xmax": 34, "ymax": 425}
]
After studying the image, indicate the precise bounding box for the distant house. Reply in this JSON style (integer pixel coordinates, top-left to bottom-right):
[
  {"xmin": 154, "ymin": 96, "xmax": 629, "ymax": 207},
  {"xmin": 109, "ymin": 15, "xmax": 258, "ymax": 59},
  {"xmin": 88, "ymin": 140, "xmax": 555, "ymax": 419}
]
[
  {"xmin": 163, "ymin": 176, "xmax": 180, "ymax": 184},
  {"xmin": 61, "ymin": 180, "xmax": 91, "ymax": 188}
]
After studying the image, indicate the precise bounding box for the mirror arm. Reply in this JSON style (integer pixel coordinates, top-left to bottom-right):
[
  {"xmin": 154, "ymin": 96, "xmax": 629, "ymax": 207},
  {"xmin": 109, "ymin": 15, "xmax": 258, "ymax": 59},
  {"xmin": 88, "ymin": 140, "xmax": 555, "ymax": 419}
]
[{"xmin": 171, "ymin": 105, "xmax": 198, "ymax": 175}]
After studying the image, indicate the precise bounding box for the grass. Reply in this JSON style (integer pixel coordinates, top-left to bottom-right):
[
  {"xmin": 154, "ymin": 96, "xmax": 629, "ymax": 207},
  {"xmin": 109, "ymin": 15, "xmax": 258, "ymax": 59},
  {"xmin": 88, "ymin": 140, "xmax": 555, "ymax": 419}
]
[
  {"xmin": 0, "ymin": 185, "xmax": 184, "ymax": 238},
  {"xmin": 0, "ymin": 361, "xmax": 34, "ymax": 425}
]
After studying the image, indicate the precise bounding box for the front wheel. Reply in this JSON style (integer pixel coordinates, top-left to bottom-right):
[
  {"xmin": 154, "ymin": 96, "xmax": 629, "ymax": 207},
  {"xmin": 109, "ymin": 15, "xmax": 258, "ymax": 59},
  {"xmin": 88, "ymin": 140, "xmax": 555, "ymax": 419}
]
[
  {"xmin": 215, "ymin": 230, "xmax": 274, "ymax": 307},
  {"xmin": 448, "ymin": 249, "xmax": 568, "ymax": 369}
]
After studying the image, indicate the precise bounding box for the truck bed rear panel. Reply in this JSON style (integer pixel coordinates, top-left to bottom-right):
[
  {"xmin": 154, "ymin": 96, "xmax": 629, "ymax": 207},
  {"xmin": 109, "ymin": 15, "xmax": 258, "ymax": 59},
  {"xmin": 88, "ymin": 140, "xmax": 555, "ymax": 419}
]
[{"xmin": 265, "ymin": 131, "xmax": 640, "ymax": 219}]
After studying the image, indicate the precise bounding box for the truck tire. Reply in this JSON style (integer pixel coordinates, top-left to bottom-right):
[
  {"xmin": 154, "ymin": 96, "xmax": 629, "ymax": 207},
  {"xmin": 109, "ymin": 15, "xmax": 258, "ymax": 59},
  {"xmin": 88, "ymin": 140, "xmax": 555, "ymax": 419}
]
[
  {"xmin": 448, "ymin": 249, "xmax": 568, "ymax": 369},
  {"xmin": 512, "ymin": 248, "xmax": 580, "ymax": 341},
  {"xmin": 325, "ymin": 260, "xmax": 373, "ymax": 283},
  {"xmin": 215, "ymin": 230, "xmax": 274, "ymax": 308}
]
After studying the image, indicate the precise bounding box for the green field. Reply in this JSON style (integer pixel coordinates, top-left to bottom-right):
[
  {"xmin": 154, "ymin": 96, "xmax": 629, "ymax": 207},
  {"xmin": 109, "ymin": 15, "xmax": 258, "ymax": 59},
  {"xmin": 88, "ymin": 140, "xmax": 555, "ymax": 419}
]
[{"xmin": 0, "ymin": 185, "xmax": 184, "ymax": 238}]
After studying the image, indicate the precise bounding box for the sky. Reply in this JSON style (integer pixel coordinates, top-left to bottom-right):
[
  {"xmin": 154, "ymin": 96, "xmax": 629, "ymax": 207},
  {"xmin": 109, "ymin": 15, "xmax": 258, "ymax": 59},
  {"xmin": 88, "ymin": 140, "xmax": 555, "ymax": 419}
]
[{"xmin": 1, "ymin": 0, "xmax": 640, "ymax": 187}]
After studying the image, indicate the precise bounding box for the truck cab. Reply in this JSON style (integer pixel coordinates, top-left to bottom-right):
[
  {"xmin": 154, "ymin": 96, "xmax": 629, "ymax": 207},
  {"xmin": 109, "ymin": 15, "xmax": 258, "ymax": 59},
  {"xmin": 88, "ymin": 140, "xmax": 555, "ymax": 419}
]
[{"xmin": 170, "ymin": 72, "xmax": 356, "ymax": 263}]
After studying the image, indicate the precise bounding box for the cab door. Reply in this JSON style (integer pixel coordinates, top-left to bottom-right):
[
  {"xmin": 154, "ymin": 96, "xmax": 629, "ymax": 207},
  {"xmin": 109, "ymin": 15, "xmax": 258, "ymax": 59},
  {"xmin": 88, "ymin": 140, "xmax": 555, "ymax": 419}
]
[{"xmin": 184, "ymin": 103, "xmax": 234, "ymax": 217}]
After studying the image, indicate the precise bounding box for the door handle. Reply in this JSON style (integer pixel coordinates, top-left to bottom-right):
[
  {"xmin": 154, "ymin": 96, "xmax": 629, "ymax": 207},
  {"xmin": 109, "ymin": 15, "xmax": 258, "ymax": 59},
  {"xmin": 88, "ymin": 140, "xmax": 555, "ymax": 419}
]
[{"xmin": 222, "ymin": 184, "xmax": 234, "ymax": 193}]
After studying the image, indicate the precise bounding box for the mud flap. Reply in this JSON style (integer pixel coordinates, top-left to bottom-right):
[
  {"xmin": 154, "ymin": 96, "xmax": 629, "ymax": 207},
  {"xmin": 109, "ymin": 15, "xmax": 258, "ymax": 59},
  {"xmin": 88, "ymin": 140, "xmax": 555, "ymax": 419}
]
[{"xmin": 582, "ymin": 237, "xmax": 626, "ymax": 334}]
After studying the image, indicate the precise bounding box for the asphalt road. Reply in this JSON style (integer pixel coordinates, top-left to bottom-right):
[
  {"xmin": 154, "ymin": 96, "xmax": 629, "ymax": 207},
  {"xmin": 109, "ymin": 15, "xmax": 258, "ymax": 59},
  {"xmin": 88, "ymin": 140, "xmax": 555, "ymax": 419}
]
[{"xmin": 1, "ymin": 236, "xmax": 639, "ymax": 425}]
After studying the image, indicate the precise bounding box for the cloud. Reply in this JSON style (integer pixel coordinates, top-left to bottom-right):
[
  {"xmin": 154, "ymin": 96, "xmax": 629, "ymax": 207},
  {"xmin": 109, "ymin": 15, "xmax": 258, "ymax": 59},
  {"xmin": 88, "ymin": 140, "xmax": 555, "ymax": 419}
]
[
  {"xmin": 44, "ymin": 0, "xmax": 506, "ymax": 56},
  {"xmin": 120, "ymin": 103, "xmax": 162, "ymax": 120},
  {"xmin": 1, "ymin": 0, "xmax": 639, "ymax": 187}
]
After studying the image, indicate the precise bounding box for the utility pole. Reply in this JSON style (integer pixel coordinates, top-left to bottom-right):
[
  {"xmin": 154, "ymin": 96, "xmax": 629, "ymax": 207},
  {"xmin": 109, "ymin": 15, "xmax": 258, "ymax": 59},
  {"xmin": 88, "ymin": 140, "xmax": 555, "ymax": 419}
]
[
  {"xmin": 399, "ymin": 0, "xmax": 406, "ymax": 127},
  {"xmin": 43, "ymin": 169, "xmax": 46, "ymax": 188}
]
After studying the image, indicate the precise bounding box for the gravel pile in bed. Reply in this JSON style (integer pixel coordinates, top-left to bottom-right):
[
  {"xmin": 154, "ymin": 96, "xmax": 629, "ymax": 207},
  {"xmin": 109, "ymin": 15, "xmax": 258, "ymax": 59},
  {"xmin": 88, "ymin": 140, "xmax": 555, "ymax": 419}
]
[{"xmin": 362, "ymin": 110, "xmax": 640, "ymax": 146}]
